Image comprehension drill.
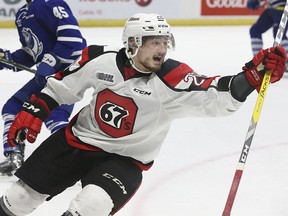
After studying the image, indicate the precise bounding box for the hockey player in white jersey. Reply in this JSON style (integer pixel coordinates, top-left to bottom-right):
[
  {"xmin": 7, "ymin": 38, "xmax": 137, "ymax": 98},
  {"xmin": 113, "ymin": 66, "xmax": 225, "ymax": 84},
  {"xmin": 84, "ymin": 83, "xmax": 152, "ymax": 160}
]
[{"xmin": 0, "ymin": 13, "xmax": 286, "ymax": 216}]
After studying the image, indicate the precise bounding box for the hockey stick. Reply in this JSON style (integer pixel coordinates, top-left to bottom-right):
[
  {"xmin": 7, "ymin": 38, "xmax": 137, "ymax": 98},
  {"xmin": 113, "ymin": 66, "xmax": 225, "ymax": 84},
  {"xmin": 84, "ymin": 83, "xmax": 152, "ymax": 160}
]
[
  {"xmin": 0, "ymin": 57, "xmax": 35, "ymax": 74},
  {"xmin": 222, "ymin": 2, "xmax": 288, "ymax": 216}
]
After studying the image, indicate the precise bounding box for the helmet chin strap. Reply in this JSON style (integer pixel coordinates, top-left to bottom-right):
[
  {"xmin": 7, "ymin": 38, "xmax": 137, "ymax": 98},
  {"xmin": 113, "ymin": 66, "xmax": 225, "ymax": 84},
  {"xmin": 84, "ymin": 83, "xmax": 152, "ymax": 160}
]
[{"xmin": 125, "ymin": 48, "xmax": 152, "ymax": 74}]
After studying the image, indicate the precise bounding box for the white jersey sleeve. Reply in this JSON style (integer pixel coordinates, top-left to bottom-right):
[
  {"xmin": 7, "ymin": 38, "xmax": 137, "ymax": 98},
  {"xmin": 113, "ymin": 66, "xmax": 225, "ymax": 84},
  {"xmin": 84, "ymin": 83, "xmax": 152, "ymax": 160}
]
[
  {"xmin": 155, "ymin": 59, "xmax": 242, "ymax": 119},
  {"xmin": 42, "ymin": 45, "xmax": 119, "ymax": 105}
]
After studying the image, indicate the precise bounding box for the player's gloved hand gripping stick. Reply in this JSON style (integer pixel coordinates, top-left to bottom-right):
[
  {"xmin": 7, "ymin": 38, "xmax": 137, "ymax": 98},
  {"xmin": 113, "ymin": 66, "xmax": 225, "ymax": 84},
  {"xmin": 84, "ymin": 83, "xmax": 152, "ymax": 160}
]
[
  {"xmin": 8, "ymin": 94, "xmax": 55, "ymax": 146},
  {"xmin": 222, "ymin": 2, "xmax": 288, "ymax": 216}
]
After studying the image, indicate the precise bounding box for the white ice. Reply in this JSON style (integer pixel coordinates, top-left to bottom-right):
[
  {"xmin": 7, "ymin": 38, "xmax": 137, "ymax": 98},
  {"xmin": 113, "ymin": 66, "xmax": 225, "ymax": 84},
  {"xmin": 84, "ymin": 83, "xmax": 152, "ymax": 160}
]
[{"xmin": 0, "ymin": 26, "xmax": 288, "ymax": 216}]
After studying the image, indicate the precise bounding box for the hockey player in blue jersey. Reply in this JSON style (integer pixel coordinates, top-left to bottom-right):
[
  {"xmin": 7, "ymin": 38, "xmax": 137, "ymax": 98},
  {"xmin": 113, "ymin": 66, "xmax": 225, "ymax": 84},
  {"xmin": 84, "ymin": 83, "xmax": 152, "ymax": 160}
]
[
  {"xmin": 247, "ymin": 0, "xmax": 288, "ymax": 65},
  {"xmin": 0, "ymin": 0, "xmax": 86, "ymax": 175}
]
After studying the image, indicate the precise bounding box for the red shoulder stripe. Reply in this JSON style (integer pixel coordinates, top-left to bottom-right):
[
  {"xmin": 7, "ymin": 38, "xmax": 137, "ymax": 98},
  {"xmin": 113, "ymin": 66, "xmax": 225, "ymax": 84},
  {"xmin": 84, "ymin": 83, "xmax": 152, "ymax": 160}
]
[
  {"xmin": 77, "ymin": 47, "xmax": 90, "ymax": 67},
  {"xmin": 163, "ymin": 63, "xmax": 193, "ymax": 87}
]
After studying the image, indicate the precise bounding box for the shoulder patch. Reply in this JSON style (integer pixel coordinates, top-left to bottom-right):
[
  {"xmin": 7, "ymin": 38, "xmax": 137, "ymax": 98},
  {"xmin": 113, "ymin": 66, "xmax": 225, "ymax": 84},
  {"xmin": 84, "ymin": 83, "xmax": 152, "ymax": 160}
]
[
  {"xmin": 158, "ymin": 59, "xmax": 194, "ymax": 88},
  {"xmin": 163, "ymin": 63, "xmax": 193, "ymax": 87},
  {"xmin": 157, "ymin": 59, "xmax": 218, "ymax": 91}
]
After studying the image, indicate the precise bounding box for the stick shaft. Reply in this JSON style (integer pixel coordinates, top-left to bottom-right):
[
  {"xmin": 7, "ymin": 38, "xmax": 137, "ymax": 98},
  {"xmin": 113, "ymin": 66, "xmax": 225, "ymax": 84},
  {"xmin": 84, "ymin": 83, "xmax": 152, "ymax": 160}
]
[
  {"xmin": 222, "ymin": 2, "xmax": 288, "ymax": 215},
  {"xmin": 0, "ymin": 58, "xmax": 35, "ymax": 73}
]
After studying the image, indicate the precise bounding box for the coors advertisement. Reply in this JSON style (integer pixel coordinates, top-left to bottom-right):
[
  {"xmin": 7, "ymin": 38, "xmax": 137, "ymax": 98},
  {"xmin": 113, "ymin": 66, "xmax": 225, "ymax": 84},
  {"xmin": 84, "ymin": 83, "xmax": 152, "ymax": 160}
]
[{"xmin": 201, "ymin": 0, "xmax": 264, "ymax": 15}]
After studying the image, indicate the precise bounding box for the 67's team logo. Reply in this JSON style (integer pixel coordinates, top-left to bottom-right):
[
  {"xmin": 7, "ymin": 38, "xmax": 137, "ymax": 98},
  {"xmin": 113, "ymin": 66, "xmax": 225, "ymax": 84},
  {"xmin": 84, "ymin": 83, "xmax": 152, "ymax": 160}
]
[
  {"xmin": 95, "ymin": 89, "xmax": 138, "ymax": 138},
  {"xmin": 99, "ymin": 102, "xmax": 128, "ymax": 128}
]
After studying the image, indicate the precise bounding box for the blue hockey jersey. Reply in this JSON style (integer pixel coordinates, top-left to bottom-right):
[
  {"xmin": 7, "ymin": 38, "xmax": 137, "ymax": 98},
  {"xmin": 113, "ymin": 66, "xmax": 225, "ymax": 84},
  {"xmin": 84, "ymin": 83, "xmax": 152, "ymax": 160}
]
[{"xmin": 12, "ymin": 0, "xmax": 86, "ymax": 70}]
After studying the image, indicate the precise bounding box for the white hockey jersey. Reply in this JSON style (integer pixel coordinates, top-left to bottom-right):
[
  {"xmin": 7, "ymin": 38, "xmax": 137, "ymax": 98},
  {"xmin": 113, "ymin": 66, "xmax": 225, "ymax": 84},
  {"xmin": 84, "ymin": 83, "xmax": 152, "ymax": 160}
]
[{"xmin": 42, "ymin": 45, "xmax": 243, "ymax": 166}]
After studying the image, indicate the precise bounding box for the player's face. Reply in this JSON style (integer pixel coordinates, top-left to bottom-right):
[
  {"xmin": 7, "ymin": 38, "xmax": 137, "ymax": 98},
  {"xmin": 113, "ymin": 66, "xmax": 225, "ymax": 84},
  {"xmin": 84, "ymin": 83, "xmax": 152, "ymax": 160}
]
[{"xmin": 133, "ymin": 36, "xmax": 168, "ymax": 73}]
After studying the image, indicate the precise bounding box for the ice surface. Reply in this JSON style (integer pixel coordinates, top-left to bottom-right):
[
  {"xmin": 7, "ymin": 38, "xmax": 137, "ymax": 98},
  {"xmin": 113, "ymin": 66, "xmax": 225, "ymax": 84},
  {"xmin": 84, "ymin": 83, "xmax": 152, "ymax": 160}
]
[{"xmin": 0, "ymin": 26, "xmax": 288, "ymax": 215}]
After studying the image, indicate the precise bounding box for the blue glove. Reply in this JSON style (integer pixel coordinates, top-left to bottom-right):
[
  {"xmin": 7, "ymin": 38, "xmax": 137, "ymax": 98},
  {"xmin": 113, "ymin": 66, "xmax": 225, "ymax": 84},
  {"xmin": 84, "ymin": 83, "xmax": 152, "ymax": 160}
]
[
  {"xmin": 35, "ymin": 52, "xmax": 62, "ymax": 86},
  {"xmin": 0, "ymin": 49, "xmax": 17, "ymax": 71},
  {"xmin": 247, "ymin": 0, "xmax": 260, "ymax": 10}
]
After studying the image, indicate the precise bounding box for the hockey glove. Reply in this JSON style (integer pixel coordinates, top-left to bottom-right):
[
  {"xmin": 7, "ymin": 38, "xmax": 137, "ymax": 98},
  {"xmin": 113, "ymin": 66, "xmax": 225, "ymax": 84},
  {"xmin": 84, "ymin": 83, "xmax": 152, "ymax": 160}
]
[
  {"xmin": 243, "ymin": 45, "xmax": 287, "ymax": 91},
  {"xmin": 0, "ymin": 49, "xmax": 17, "ymax": 71},
  {"xmin": 8, "ymin": 94, "xmax": 51, "ymax": 146},
  {"xmin": 35, "ymin": 52, "xmax": 62, "ymax": 86},
  {"xmin": 247, "ymin": 0, "xmax": 260, "ymax": 10}
]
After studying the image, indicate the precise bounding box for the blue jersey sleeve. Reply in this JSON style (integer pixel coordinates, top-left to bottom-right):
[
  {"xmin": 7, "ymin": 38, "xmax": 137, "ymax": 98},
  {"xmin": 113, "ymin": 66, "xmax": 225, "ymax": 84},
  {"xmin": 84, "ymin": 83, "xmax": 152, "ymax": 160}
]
[
  {"xmin": 11, "ymin": 49, "xmax": 35, "ymax": 68},
  {"xmin": 36, "ymin": 0, "xmax": 86, "ymax": 65}
]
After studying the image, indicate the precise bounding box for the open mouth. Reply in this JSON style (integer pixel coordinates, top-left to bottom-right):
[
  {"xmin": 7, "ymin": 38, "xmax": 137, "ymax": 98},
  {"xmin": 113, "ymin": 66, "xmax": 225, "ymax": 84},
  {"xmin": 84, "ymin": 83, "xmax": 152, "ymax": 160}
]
[{"xmin": 153, "ymin": 56, "xmax": 162, "ymax": 62}]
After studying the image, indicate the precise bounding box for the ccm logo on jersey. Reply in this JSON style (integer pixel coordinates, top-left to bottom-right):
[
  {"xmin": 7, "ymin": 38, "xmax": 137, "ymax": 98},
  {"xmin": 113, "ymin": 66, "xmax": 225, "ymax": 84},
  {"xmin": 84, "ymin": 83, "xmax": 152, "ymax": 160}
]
[
  {"xmin": 23, "ymin": 102, "xmax": 41, "ymax": 113},
  {"xmin": 133, "ymin": 88, "xmax": 151, "ymax": 95}
]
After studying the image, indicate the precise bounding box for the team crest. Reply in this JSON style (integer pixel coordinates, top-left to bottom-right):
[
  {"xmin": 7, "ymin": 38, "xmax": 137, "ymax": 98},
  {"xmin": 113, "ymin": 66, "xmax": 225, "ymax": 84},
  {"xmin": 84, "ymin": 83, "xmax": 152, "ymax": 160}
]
[
  {"xmin": 22, "ymin": 27, "xmax": 43, "ymax": 62},
  {"xmin": 95, "ymin": 89, "xmax": 138, "ymax": 138}
]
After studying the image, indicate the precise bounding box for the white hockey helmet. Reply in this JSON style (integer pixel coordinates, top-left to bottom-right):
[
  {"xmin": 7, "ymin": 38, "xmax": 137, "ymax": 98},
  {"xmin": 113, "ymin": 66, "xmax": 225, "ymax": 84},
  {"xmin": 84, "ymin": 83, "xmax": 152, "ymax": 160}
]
[{"xmin": 122, "ymin": 13, "xmax": 175, "ymax": 53}]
